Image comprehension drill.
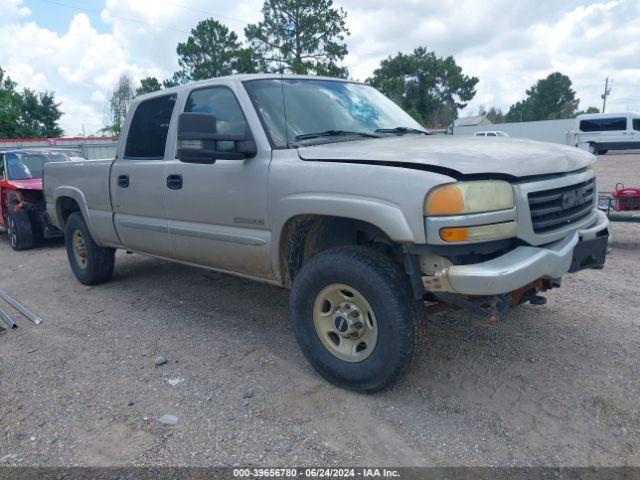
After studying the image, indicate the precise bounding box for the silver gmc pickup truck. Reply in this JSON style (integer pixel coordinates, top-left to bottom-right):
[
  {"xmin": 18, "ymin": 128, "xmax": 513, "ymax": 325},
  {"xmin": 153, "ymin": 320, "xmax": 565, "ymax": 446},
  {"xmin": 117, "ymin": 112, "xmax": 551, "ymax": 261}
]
[{"xmin": 44, "ymin": 74, "xmax": 610, "ymax": 392}]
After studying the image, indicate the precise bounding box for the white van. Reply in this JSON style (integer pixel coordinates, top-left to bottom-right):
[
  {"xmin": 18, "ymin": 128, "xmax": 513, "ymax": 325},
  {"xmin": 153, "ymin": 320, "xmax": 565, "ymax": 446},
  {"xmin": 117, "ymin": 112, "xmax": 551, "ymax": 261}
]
[{"xmin": 574, "ymin": 112, "xmax": 640, "ymax": 154}]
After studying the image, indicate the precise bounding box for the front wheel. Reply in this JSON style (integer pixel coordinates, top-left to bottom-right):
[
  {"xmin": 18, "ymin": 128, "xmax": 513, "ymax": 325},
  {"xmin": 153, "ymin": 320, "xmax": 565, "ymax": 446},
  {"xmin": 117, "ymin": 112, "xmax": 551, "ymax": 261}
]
[
  {"xmin": 290, "ymin": 246, "xmax": 425, "ymax": 392},
  {"xmin": 65, "ymin": 212, "xmax": 115, "ymax": 285}
]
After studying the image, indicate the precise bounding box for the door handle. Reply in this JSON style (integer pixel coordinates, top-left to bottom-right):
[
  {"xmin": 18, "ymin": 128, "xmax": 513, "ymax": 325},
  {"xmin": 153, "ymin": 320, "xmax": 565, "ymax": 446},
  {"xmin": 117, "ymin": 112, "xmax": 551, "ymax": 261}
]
[
  {"xmin": 166, "ymin": 174, "xmax": 183, "ymax": 190},
  {"xmin": 117, "ymin": 175, "xmax": 129, "ymax": 188}
]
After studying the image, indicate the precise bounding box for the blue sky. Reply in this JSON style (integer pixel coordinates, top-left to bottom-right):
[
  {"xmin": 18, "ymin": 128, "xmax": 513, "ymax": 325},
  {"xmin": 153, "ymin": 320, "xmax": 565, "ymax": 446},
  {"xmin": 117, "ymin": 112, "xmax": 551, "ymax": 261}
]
[
  {"xmin": 1, "ymin": 0, "xmax": 639, "ymax": 136},
  {"xmin": 25, "ymin": 0, "xmax": 110, "ymax": 34}
]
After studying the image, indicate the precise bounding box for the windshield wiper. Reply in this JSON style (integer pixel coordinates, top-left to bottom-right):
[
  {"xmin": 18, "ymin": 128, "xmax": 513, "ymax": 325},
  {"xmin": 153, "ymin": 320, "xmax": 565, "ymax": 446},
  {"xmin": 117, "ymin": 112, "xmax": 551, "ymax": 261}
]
[
  {"xmin": 375, "ymin": 127, "xmax": 430, "ymax": 136},
  {"xmin": 294, "ymin": 129, "xmax": 381, "ymax": 142}
]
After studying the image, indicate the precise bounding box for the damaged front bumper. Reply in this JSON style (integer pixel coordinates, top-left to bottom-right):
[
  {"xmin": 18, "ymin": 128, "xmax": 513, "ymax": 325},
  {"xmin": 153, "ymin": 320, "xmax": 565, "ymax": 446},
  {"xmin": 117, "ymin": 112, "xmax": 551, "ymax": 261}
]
[{"xmin": 420, "ymin": 210, "xmax": 610, "ymax": 296}]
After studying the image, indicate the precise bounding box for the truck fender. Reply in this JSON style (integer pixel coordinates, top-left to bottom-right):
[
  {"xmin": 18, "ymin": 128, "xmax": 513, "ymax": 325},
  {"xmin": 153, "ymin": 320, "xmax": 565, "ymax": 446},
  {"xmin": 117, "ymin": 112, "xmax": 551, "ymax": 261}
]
[
  {"xmin": 271, "ymin": 193, "xmax": 416, "ymax": 279},
  {"xmin": 53, "ymin": 186, "xmax": 99, "ymax": 241}
]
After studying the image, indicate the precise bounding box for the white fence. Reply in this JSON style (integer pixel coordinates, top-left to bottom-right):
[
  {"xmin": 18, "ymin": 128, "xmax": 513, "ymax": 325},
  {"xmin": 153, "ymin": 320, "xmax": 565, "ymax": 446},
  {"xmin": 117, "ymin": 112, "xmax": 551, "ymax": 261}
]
[
  {"xmin": 453, "ymin": 118, "xmax": 576, "ymax": 145},
  {"xmin": 0, "ymin": 137, "xmax": 118, "ymax": 159}
]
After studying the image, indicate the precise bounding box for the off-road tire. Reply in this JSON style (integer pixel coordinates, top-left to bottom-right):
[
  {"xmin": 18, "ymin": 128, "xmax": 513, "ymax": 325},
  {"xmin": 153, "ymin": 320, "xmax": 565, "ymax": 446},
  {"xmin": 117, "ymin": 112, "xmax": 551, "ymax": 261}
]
[
  {"xmin": 65, "ymin": 212, "xmax": 115, "ymax": 285},
  {"xmin": 7, "ymin": 211, "xmax": 35, "ymax": 251},
  {"xmin": 290, "ymin": 245, "xmax": 425, "ymax": 393}
]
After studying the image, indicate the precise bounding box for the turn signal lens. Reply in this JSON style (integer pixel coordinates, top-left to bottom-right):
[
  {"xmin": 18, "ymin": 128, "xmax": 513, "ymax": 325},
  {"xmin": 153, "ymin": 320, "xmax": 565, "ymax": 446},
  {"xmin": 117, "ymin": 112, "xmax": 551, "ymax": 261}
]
[
  {"xmin": 440, "ymin": 227, "xmax": 469, "ymax": 242},
  {"xmin": 425, "ymin": 181, "xmax": 515, "ymax": 216},
  {"xmin": 440, "ymin": 221, "xmax": 517, "ymax": 243}
]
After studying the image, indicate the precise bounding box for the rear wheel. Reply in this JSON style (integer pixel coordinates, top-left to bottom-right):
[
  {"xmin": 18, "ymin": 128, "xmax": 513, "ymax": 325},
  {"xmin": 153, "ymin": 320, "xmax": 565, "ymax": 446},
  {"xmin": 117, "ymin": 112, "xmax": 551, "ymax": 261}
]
[
  {"xmin": 290, "ymin": 246, "xmax": 425, "ymax": 392},
  {"xmin": 65, "ymin": 212, "xmax": 115, "ymax": 285},
  {"xmin": 7, "ymin": 211, "xmax": 35, "ymax": 251}
]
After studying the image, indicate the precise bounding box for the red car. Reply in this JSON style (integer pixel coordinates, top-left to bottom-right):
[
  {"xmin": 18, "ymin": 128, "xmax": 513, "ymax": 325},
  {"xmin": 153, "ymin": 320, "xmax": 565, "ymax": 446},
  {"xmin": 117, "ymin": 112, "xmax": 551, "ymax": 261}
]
[{"xmin": 0, "ymin": 148, "xmax": 85, "ymax": 250}]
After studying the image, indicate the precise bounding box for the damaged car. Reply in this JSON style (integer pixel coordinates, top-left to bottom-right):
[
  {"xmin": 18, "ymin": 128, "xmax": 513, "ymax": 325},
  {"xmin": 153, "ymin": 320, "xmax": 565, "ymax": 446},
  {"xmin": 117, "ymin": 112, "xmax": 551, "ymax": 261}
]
[{"xmin": 0, "ymin": 148, "xmax": 85, "ymax": 250}]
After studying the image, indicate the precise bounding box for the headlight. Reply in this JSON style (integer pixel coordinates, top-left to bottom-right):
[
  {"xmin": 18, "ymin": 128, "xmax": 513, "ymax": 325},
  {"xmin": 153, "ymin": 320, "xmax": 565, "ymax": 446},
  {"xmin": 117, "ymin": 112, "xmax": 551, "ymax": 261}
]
[{"xmin": 425, "ymin": 181, "xmax": 515, "ymax": 216}]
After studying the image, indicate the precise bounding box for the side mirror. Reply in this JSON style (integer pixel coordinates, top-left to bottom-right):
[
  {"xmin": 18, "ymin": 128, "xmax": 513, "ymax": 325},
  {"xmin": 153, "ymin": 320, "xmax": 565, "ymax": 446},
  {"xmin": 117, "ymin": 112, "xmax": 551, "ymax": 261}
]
[{"xmin": 177, "ymin": 112, "xmax": 257, "ymax": 164}]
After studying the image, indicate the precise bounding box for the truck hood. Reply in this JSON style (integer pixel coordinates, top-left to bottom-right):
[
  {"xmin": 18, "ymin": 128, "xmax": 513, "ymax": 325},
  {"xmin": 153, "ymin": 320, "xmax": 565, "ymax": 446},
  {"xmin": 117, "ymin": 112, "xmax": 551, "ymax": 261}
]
[
  {"xmin": 5, "ymin": 178, "xmax": 43, "ymax": 190},
  {"xmin": 296, "ymin": 136, "xmax": 594, "ymax": 179}
]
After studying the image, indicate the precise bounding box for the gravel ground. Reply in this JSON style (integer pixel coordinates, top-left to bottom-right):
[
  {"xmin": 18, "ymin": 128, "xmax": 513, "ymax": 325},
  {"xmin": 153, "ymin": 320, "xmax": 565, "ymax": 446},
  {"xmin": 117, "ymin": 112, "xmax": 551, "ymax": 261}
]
[{"xmin": 0, "ymin": 153, "xmax": 639, "ymax": 467}]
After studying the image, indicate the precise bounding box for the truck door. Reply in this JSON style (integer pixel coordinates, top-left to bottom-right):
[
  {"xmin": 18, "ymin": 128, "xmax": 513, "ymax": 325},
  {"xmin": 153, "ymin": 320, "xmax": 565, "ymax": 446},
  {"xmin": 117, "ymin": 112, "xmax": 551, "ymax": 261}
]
[
  {"xmin": 163, "ymin": 85, "xmax": 273, "ymax": 279},
  {"xmin": 111, "ymin": 93, "xmax": 177, "ymax": 257}
]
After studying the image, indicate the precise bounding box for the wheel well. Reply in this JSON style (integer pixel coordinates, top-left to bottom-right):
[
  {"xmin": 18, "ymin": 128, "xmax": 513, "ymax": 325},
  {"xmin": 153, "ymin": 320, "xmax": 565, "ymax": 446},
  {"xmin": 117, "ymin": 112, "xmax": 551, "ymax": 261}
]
[
  {"xmin": 279, "ymin": 215, "xmax": 399, "ymax": 288},
  {"xmin": 57, "ymin": 197, "xmax": 81, "ymax": 226}
]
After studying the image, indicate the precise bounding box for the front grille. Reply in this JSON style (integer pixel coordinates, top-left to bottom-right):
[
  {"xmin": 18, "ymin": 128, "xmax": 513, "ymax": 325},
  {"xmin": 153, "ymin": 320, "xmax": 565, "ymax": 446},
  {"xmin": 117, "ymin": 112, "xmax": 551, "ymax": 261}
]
[{"xmin": 528, "ymin": 178, "xmax": 596, "ymax": 233}]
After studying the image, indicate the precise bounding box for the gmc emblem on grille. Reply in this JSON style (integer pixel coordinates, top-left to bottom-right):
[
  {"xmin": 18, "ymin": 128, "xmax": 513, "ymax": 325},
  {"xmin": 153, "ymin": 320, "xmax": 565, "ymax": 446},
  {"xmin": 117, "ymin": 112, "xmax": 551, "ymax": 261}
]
[{"xmin": 561, "ymin": 187, "xmax": 588, "ymax": 210}]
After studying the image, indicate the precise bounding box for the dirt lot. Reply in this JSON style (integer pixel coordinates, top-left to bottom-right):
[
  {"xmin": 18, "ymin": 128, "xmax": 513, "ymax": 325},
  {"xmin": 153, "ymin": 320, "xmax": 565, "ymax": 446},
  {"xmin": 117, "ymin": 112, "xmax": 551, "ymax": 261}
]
[{"xmin": 0, "ymin": 152, "xmax": 639, "ymax": 467}]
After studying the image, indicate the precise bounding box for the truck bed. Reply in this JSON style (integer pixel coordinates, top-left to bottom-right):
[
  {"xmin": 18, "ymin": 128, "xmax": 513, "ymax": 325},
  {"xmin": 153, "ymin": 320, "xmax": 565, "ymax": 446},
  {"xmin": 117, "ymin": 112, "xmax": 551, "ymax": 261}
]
[{"xmin": 44, "ymin": 158, "xmax": 121, "ymax": 247}]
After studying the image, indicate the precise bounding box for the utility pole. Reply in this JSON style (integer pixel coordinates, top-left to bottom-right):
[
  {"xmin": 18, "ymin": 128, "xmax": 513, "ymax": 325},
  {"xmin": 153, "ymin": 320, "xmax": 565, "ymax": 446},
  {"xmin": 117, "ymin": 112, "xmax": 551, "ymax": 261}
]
[
  {"xmin": 82, "ymin": 123, "xmax": 86, "ymax": 137},
  {"xmin": 601, "ymin": 77, "xmax": 612, "ymax": 113}
]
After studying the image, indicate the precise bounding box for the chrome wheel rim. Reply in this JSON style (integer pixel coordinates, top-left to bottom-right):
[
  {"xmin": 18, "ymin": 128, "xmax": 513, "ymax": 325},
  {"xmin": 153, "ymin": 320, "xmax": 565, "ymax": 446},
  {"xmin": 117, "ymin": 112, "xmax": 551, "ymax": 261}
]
[
  {"xmin": 72, "ymin": 230, "xmax": 88, "ymax": 269},
  {"xmin": 312, "ymin": 283, "xmax": 378, "ymax": 363},
  {"xmin": 7, "ymin": 217, "xmax": 16, "ymax": 248}
]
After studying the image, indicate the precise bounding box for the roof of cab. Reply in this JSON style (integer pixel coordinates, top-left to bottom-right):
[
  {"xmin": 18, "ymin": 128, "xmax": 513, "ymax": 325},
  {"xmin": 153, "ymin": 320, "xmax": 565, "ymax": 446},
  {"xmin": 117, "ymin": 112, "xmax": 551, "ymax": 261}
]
[{"xmin": 134, "ymin": 73, "xmax": 359, "ymax": 102}]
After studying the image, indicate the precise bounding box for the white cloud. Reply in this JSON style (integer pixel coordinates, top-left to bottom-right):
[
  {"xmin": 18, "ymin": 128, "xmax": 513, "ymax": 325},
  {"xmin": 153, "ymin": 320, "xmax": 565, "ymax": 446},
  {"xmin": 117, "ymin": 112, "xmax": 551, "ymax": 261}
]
[
  {"xmin": 340, "ymin": 0, "xmax": 640, "ymax": 116},
  {"xmin": 0, "ymin": 0, "xmax": 31, "ymax": 25},
  {"xmin": 0, "ymin": 0, "xmax": 639, "ymax": 136}
]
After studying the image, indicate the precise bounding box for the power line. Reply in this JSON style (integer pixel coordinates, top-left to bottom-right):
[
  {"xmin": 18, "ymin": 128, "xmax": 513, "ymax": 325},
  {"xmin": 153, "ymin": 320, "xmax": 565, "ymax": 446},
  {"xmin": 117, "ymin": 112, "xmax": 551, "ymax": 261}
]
[
  {"xmin": 35, "ymin": 0, "xmax": 191, "ymax": 34},
  {"xmin": 151, "ymin": 0, "xmax": 248, "ymax": 25}
]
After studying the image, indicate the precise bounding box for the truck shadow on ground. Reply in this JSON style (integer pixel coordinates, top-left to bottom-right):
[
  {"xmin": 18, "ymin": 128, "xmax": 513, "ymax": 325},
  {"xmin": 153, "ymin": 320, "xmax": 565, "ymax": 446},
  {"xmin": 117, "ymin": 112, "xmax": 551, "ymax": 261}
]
[{"xmin": 106, "ymin": 251, "xmax": 610, "ymax": 403}]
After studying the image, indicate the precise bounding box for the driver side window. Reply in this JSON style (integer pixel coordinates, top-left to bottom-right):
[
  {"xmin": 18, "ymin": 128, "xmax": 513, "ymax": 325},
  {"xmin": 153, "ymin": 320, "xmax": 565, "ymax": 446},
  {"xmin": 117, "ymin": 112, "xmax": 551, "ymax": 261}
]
[
  {"xmin": 184, "ymin": 87, "xmax": 248, "ymax": 136},
  {"xmin": 0, "ymin": 155, "xmax": 4, "ymax": 180}
]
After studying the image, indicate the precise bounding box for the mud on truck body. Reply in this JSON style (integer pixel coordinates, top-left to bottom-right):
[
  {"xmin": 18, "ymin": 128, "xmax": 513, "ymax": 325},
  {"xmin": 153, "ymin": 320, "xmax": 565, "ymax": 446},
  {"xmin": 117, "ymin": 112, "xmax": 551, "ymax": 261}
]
[
  {"xmin": 44, "ymin": 75, "xmax": 610, "ymax": 392},
  {"xmin": 1, "ymin": 148, "xmax": 84, "ymax": 250}
]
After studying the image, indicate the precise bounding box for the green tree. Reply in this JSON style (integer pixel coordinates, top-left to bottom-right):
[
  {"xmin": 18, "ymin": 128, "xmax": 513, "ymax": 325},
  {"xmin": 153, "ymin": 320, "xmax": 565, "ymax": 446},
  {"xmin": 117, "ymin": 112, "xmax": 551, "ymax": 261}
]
[
  {"xmin": 575, "ymin": 106, "xmax": 599, "ymax": 116},
  {"xmin": 368, "ymin": 47, "xmax": 479, "ymax": 128},
  {"xmin": 137, "ymin": 76, "xmax": 162, "ymax": 96},
  {"xmin": 245, "ymin": 0, "xmax": 349, "ymax": 77},
  {"xmin": 102, "ymin": 74, "xmax": 135, "ymax": 136},
  {"xmin": 18, "ymin": 89, "xmax": 64, "ymax": 137},
  {"xmin": 172, "ymin": 19, "xmax": 256, "ymax": 83},
  {"xmin": 478, "ymin": 105, "xmax": 506, "ymax": 124},
  {"xmin": 0, "ymin": 67, "xmax": 63, "ymax": 138},
  {"xmin": 506, "ymin": 72, "xmax": 579, "ymax": 122},
  {"xmin": 0, "ymin": 67, "xmax": 22, "ymax": 137}
]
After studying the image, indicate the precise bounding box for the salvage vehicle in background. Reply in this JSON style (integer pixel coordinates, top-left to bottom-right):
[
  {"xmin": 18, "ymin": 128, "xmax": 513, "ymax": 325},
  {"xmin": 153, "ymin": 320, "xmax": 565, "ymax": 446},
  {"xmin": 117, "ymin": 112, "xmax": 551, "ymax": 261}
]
[
  {"xmin": 44, "ymin": 74, "xmax": 610, "ymax": 392},
  {"xmin": 0, "ymin": 148, "xmax": 84, "ymax": 250}
]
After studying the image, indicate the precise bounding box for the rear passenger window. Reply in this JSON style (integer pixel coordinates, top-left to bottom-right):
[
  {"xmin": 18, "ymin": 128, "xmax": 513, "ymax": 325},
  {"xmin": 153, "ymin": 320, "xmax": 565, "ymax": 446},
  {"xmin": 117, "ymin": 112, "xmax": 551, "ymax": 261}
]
[
  {"xmin": 579, "ymin": 117, "xmax": 627, "ymax": 132},
  {"xmin": 125, "ymin": 94, "xmax": 177, "ymax": 159},
  {"xmin": 634, "ymin": 119, "xmax": 640, "ymax": 131},
  {"xmin": 185, "ymin": 87, "xmax": 248, "ymax": 135}
]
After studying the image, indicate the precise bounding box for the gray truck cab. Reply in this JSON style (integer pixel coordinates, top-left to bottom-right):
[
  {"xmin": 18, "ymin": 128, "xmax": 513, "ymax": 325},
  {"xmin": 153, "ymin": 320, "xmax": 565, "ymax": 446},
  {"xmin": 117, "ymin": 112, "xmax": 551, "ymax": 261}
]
[{"xmin": 44, "ymin": 74, "xmax": 610, "ymax": 392}]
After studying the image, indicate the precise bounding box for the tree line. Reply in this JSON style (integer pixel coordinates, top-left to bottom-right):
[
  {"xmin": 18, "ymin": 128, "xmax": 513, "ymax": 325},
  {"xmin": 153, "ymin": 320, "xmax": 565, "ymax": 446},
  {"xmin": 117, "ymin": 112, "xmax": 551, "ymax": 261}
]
[
  {"xmin": 103, "ymin": 0, "xmax": 597, "ymax": 134},
  {"xmin": 0, "ymin": 0, "xmax": 600, "ymax": 138}
]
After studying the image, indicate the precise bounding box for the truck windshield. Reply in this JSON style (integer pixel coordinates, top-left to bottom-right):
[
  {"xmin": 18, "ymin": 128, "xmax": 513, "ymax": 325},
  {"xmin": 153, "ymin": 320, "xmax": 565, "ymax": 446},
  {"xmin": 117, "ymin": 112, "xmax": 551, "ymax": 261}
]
[
  {"xmin": 4, "ymin": 151, "xmax": 75, "ymax": 180},
  {"xmin": 244, "ymin": 79, "xmax": 427, "ymax": 147}
]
